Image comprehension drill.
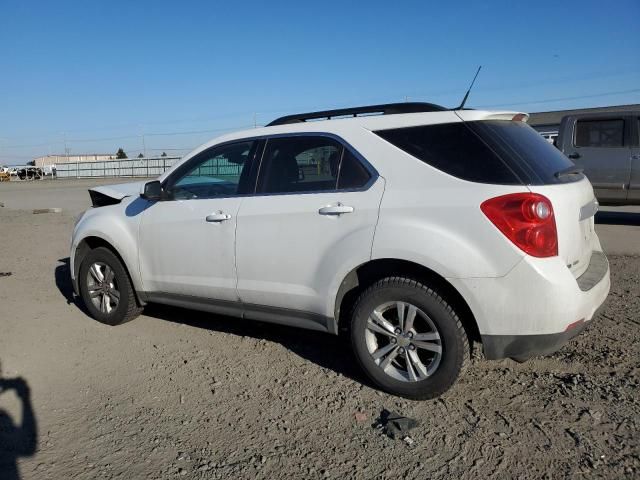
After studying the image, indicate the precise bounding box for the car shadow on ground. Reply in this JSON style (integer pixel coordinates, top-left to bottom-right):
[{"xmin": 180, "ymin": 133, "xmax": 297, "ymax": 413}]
[
  {"xmin": 55, "ymin": 258, "xmax": 89, "ymax": 314},
  {"xmin": 595, "ymin": 210, "xmax": 640, "ymax": 226},
  {"xmin": 143, "ymin": 303, "xmax": 373, "ymax": 388},
  {"xmin": 54, "ymin": 258, "xmax": 373, "ymax": 389}
]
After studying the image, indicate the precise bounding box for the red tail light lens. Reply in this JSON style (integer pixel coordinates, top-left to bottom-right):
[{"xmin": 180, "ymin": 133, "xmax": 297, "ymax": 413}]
[{"xmin": 481, "ymin": 193, "xmax": 558, "ymax": 257}]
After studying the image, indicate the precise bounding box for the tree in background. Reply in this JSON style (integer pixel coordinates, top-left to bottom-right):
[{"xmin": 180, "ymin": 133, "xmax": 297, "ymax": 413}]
[
  {"xmin": 116, "ymin": 148, "xmax": 127, "ymax": 159},
  {"xmin": 26, "ymin": 160, "xmax": 35, "ymax": 166},
  {"xmin": 137, "ymin": 153, "xmax": 144, "ymax": 158},
  {"xmin": 161, "ymin": 152, "xmax": 167, "ymax": 157}
]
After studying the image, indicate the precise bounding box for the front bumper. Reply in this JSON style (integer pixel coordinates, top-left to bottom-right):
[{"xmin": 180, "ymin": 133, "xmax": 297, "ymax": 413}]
[{"xmin": 449, "ymin": 250, "xmax": 610, "ymax": 360}]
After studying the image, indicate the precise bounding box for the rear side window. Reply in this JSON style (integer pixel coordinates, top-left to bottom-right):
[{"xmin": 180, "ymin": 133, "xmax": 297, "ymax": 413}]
[
  {"xmin": 376, "ymin": 120, "xmax": 578, "ymax": 185},
  {"xmin": 375, "ymin": 122, "xmax": 520, "ymax": 184},
  {"xmin": 575, "ymin": 119, "xmax": 625, "ymax": 147}
]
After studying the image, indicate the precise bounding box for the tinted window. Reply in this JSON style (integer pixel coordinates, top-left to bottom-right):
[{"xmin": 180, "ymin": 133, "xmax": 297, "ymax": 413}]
[
  {"xmin": 167, "ymin": 141, "xmax": 256, "ymax": 199},
  {"xmin": 338, "ymin": 149, "xmax": 371, "ymax": 189},
  {"xmin": 468, "ymin": 120, "xmax": 577, "ymax": 184},
  {"xmin": 257, "ymin": 136, "xmax": 372, "ymax": 194},
  {"xmin": 375, "ymin": 122, "xmax": 520, "ymax": 184},
  {"xmin": 575, "ymin": 119, "xmax": 625, "ymax": 147}
]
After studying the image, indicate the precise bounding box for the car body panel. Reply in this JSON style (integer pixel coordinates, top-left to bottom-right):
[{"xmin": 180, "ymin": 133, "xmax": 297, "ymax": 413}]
[
  {"xmin": 138, "ymin": 197, "xmax": 242, "ymax": 300},
  {"xmin": 90, "ymin": 181, "xmax": 146, "ymax": 201},
  {"xmin": 236, "ymin": 178, "xmax": 385, "ymax": 318}
]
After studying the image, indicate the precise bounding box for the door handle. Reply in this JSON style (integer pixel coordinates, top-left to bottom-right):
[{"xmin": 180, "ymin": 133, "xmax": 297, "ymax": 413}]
[
  {"xmin": 205, "ymin": 212, "xmax": 232, "ymax": 222},
  {"xmin": 318, "ymin": 204, "xmax": 354, "ymax": 215},
  {"xmin": 568, "ymin": 152, "xmax": 581, "ymax": 159}
]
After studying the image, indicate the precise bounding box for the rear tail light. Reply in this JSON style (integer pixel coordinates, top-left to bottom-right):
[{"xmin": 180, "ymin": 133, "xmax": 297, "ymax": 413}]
[{"xmin": 481, "ymin": 193, "xmax": 558, "ymax": 257}]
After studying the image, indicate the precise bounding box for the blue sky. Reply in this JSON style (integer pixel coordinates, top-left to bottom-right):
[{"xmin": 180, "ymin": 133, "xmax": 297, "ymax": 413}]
[{"xmin": 1, "ymin": 0, "xmax": 639, "ymax": 164}]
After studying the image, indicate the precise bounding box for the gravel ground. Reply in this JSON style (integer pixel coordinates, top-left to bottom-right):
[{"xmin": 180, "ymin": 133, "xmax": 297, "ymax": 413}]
[{"xmin": 0, "ymin": 181, "xmax": 639, "ymax": 479}]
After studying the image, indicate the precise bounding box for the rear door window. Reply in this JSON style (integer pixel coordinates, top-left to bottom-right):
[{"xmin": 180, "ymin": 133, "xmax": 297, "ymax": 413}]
[
  {"xmin": 574, "ymin": 118, "xmax": 625, "ymax": 147},
  {"xmin": 256, "ymin": 136, "xmax": 372, "ymax": 194}
]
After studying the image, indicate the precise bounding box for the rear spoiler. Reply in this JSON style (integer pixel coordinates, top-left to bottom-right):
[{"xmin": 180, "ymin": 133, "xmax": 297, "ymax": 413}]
[{"xmin": 454, "ymin": 110, "xmax": 530, "ymax": 123}]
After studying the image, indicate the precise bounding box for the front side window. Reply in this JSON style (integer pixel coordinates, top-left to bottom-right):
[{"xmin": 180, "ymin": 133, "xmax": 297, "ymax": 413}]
[
  {"xmin": 575, "ymin": 119, "xmax": 625, "ymax": 147},
  {"xmin": 257, "ymin": 136, "xmax": 371, "ymax": 194},
  {"xmin": 166, "ymin": 141, "xmax": 257, "ymax": 199}
]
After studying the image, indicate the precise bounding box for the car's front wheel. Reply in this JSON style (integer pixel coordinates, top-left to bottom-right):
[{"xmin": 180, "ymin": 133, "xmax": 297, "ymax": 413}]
[
  {"xmin": 78, "ymin": 247, "xmax": 143, "ymax": 325},
  {"xmin": 351, "ymin": 277, "xmax": 469, "ymax": 400}
]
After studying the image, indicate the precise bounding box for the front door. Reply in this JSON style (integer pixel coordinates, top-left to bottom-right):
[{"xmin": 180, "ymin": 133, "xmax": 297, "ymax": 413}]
[
  {"xmin": 235, "ymin": 135, "xmax": 384, "ymax": 319},
  {"xmin": 138, "ymin": 140, "xmax": 261, "ymax": 300}
]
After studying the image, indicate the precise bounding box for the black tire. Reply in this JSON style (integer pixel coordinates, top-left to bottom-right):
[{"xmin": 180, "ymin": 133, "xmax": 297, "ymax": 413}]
[
  {"xmin": 350, "ymin": 277, "xmax": 469, "ymax": 400},
  {"xmin": 78, "ymin": 247, "xmax": 143, "ymax": 326}
]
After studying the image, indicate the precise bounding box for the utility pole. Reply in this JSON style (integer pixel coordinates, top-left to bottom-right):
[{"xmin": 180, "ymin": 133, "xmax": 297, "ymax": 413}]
[
  {"xmin": 140, "ymin": 126, "xmax": 147, "ymax": 158},
  {"xmin": 253, "ymin": 112, "xmax": 257, "ymax": 128},
  {"xmin": 63, "ymin": 132, "xmax": 68, "ymax": 157}
]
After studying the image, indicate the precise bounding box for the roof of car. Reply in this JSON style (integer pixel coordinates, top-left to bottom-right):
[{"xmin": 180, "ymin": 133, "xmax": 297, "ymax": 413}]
[
  {"xmin": 158, "ymin": 107, "xmax": 527, "ymax": 182},
  {"xmin": 266, "ymin": 102, "xmax": 448, "ymax": 126}
]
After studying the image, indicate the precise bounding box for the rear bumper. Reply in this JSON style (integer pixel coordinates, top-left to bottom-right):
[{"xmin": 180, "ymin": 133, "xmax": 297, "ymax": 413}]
[
  {"xmin": 449, "ymin": 249, "xmax": 610, "ymax": 360},
  {"xmin": 482, "ymin": 316, "xmax": 590, "ymax": 361}
]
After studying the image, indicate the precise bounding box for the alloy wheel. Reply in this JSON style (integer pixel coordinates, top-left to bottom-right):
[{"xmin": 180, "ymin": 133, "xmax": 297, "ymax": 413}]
[
  {"xmin": 365, "ymin": 301, "xmax": 442, "ymax": 382},
  {"xmin": 86, "ymin": 262, "xmax": 120, "ymax": 314}
]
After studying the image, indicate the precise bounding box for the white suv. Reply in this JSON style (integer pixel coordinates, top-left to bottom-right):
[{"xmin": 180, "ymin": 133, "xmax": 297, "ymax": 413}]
[{"xmin": 71, "ymin": 103, "xmax": 610, "ymax": 399}]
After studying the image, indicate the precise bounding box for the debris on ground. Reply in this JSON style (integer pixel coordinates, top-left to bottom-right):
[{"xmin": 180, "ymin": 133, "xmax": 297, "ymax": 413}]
[
  {"xmin": 354, "ymin": 411, "xmax": 368, "ymax": 423},
  {"xmin": 402, "ymin": 436, "xmax": 415, "ymax": 446},
  {"xmin": 373, "ymin": 409, "xmax": 419, "ymax": 439},
  {"xmin": 0, "ymin": 272, "xmax": 12, "ymax": 278},
  {"xmin": 33, "ymin": 208, "xmax": 62, "ymax": 214}
]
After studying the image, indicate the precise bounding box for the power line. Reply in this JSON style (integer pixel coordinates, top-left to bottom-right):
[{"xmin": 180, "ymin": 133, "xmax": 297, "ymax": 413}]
[{"xmin": 476, "ymin": 88, "xmax": 640, "ymax": 108}]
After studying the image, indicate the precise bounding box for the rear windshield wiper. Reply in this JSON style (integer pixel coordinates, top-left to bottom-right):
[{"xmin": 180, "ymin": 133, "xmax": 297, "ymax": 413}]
[{"xmin": 555, "ymin": 166, "xmax": 584, "ymax": 179}]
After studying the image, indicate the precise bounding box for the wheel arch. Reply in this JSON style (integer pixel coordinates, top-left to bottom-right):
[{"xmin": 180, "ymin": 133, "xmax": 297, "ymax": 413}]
[
  {"xmin": 334, "ymin": 258, "xmax": 480, "ymax": 344},
  {"xmin": 74, "ymin": 235, "xmax": 145, "ymax": 306}
]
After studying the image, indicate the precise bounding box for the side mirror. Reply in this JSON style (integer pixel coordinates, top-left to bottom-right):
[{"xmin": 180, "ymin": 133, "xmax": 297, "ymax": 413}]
[{"xmin": 141, "ymin": 180, "xmax": 163, "ymax": 201}]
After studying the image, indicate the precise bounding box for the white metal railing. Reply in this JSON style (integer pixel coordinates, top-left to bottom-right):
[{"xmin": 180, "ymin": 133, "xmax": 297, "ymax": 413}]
[{"xmin": 54, "ymin": 157, "xmax": 182, "ymax": 178}]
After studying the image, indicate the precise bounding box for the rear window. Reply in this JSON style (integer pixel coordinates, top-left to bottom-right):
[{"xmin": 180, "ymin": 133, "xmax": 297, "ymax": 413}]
[
  {"xmin": 375, "ymin": 120, "xmax": 578, "ymax": 185},
  {"xmin": 468, "ymin": 120, "xmax": 578, "ymax": 184}
]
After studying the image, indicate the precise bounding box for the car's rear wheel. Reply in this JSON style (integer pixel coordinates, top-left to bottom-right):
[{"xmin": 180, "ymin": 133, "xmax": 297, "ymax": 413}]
[
  {"xmin": 78, "ymin": 247, "xmax": 143, "ymax": 325},
  {"xmin": 351, "ymin": 277, "xmax": 469, "ymax": 400}
]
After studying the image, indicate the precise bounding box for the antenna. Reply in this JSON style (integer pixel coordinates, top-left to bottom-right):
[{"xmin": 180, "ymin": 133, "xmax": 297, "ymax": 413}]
[{"xmin": 454, "ymin": 66, "xmax": 482, "ymax": 110}]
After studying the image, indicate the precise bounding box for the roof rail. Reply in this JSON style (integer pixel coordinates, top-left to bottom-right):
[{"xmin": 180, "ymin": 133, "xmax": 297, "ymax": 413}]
[{"xmin": 266, "ymin": 102, "xmax": 447, "ymax": 126}]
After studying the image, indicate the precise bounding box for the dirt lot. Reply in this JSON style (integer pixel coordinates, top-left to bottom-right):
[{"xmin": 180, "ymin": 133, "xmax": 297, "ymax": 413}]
[{"xmin": 1, "ymin": 179, "xmax": 639, "ymax": 479}]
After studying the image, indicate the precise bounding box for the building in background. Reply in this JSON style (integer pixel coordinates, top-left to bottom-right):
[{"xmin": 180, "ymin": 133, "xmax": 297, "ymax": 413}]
[
  {"xmin": 33, "ymin": 153, "xmax": 115, "ymax": 167},
  {"xmin": 528, "ymin": 104, "xmax": 640, "ymax": 143}
]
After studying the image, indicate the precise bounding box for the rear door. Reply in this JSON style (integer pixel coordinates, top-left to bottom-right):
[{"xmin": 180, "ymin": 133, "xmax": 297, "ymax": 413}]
[
  {"xmin": 235, "ymin": 134, "xmax": 383, "ymax": 318},
  {"xmin": 562, "ymin": 116, "xmax": 631, "ymax": 203}
]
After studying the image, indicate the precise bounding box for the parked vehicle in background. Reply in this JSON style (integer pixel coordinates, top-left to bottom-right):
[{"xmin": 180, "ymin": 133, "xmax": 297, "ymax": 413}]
[
  {"xmin": 0, "ymin": 166, "xmax": 10, "ymax": 182},
  {"xmin": 556, "ymin": 111, "xmax": 640, "ymax": 204},
  {"xmin": 71, "ymin": 103, "xmax": 610, "ymax": 399},
  {"xmin": 16, "ymin": 166, "xmax": 43, "ymax": 180}
]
